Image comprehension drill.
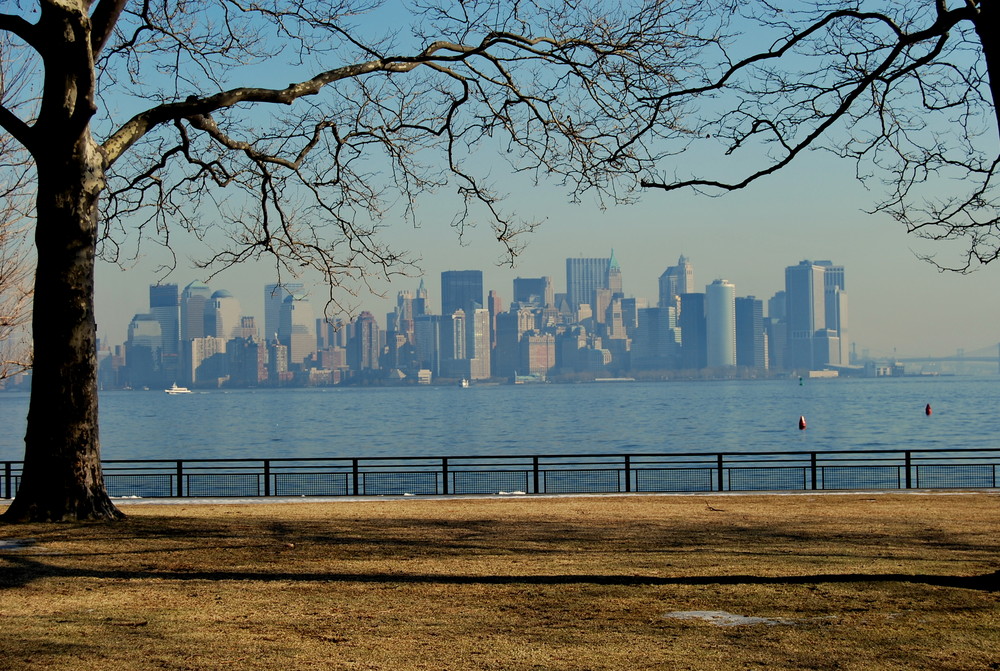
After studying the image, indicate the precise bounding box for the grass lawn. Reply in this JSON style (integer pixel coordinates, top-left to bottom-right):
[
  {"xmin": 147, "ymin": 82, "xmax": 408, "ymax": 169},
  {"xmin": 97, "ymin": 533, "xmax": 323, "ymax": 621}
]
[{"xmin": 1, "ymin": 492, "xmax": 998, "ymax": 670}]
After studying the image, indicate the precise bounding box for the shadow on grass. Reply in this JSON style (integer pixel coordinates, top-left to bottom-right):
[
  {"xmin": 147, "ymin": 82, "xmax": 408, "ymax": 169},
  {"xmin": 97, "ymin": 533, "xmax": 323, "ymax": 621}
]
[
  {"xmin": 2, "ymin": 509, "xmax": 998, "ymax": 595},
  {"xmin": 2, "ymin": 552, "xmax": 997, "ymax": 592}
]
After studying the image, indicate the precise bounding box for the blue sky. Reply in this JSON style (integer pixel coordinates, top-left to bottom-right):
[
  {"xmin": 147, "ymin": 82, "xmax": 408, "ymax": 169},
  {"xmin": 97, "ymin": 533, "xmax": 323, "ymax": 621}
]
[
  {"xmin": 90, "ymin": 1, "xmax": 1000, "ymax": 360},
  {"xmin": 96, "ymin": 144, "xmax": 1000, "ymax": 359}
]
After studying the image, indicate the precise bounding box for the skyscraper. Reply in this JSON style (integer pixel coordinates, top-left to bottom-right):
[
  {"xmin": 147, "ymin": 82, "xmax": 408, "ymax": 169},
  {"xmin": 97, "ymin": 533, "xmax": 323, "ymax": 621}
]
[
  {"xmin": 679, "ymin": 292, "xmax": 706, "ymax": 370},
  {"xmin": 348, "ymin": 311, "xmax": 381, "ymax": 372},
  {"xmin": 203, "ymin": 290, "xmax": 242, "ymax": 341},
  {"xmin": 179, "ymin": 281, "xmax": 211, "ymax": 385},
  {"xmin": 440, "ymin": 270, "xmax": 483, "ymax": 317},
  {"xmin": 565, "ymin": 256, "xmax": 610, "ymax": 311},
  {"xmin": 784, "ymin": 260, "xmax": 847, "ymax": 370},
  {"xmin": 468, "ymin": 307, "xmax": 491, "ymax": 380},
  {"xmin": 705, "ymin": 279, "xmax": 736, "ymax": 368},
  {"xmin": 180, "ymin": 281, "xmax": 211, "ymax": 342},
  {"xmin": 187, "ymin": 336, "xmax": 227, "ymax": 385},
  {"xmin": 125, "ymin": 314, "xmax": 162, "ymax": 387},
  {"xmin": 149, "ymin": 284, "xmax": 179, "ymax": 382},
  {"xmin": 631, "ymin": 306, "xmax": 680, "ymax": 369},
  {"xmin": 658, "ymin": 255, "xmax": 695, "ymax": 308},
  {"xmin": 494, "ymin": 308, "xmax": 536, "ymax": 378},
  {"xmin": 414, "ymin": 278, "xmax": 429, "ymax": 316},
  {"xmin": 607, "ymin": 249, "xmax": 623, "ymax": 297},
  {"xmin": 414, "ymin": 314, "xmax": 442, "ymax": 375},
  {"xmin": 735, "ymin": 296, "xmax": 766, "ymax": 370},
  {"xmin": 487, "ymin": 289, "xmax": 502, "ymax": 374},
  {"xmin": 520, "ymin": 333, "xmax": 556, "ymax": 377},
  {"xmin": 440, "ymin": 309, "xmax": 467, "ymax": 378},
  {"xmin": 279, "ymin": 293, "xmax": 316, "ymax": 366},
  {"xmin": 817, "ymin": 261, "xmax": 849, "ymax": 365},
  {"xmin": 264, "ymin": 282, "xmax": 304, "ymax": 342},
  {"xmin": 512, "ymin": 276, "xmax": 553, "ymax": 307}
]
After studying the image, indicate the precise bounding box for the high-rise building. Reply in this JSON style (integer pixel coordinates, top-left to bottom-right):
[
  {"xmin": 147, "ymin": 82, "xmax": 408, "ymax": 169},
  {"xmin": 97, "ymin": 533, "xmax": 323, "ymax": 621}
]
[
  {"xmin": 125, "ymin": 314, "xmax": 162, "ymax": 387},
  {"xmin": 679, "ymin": 293, "xmax": 706, "ymax": 370},
  {"xmin": 658, "ymin": 255, "xmax": 694, "ymax": 308},
  {"xmin": 264, "ymin": 282, "xmax": 304, "ymax": 342},
  {"xmin": 494, "ymin": 308, "xmax": 536, "ymax": 378},
  {"xmin": 414, "ymin": 314, "xmax": 442, "ymax": 376},
  {"xmin": 631, "ymin": 306, "xmax": 680, "ymax": 369},
  {"xmin": 440, "ymin": 270, "xmax": 483, "ymax": 317},
  {"xmin": 268, "ymin": 341, "xmax": 289, "ymax": 384},
  {"xmin": 520, "ymin": 333, "xmax": 556, "ymax": 377},
  {"xmin": 204, "ymin": 290, "xmax": 242, "ymax": 341},
  {"xmin": 414, "ymin": 278, "xmax": 429, "ymax": 316},
  {"xmin": 440, "ymin": 309, "xmax": 467, "ymax": 378},
  {"xmin": 236, "ymin": 315, "xmax": 259, "ymax": 340},
  {"xmin": 180, "ymin": 281, "xmax": 211, "ymax": 342},
  {"xmin": 186, "ymin": 336, "xmax": 227, "ymax": 386},
  {"xmin": 468, "ymin": 307, "xmax": 491, "ymax": 380},
  {"xmin": 766, "ymin": 290, "xmax": 787, "ymax": 370},
  {"xmin": 604, "ymin": 297, "xmax": 627, "ymax": 340},
  {"xmin": 817, "ymin": 261, "xmax": 849, "ymax": 365},
  {"xmin": 620, "ymin": 297, "xmax": 645, "ymax": 337},
  {"xmin": 565, "ymin": 256, "xmax": 610, "ymax": 311},
  {"xmin": 227, "ymin": 336, "xmax": 267, "ymax": 386},
  {"xmin": 149, "ymin": 284, "xmax": 179, "ymax": 382},
  {"xmin": 279, "ymin": 294, "xmax": 316, "ymax": 366},
  {"xmin": 487, "ymin": 289, "xmax": 502, "ymax": 365},
  {"xmin": 512, "ymin": 276, "xmax": 553, "ymax": 307},
  {"xmin": 348, "ymin": 311, "xmax": 381, "ymax": 372},
  {"xmin": 178, "ymin": 281, "xmax": 212, "ymax": 385},
  {"xmin": 706, "ymin": 279, "xmax": 736, "ymax": 368},
  {"xmin": 607, "ymin": 249, "xmax": 623, "ymax": 297},
  {"xmin": 390, "ymin": 289, "xmax": 416, "ymax": 344},
  {"xmin": 735, "ymin": 296, "xmax": 766, "ymax": 370},
  {"xmin": 784, "ymin": 260, "xmax": 847, "ymax": 370}
]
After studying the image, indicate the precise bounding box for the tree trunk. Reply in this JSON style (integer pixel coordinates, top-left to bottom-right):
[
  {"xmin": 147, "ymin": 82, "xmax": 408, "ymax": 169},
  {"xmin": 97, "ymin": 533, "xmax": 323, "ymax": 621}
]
[
  {"xmin": 1, "ymin": 150, "xmax": 121, "ymax": 522},
  {"xmin": 975, "ymin": 1, "xmax": 1000, "ymax": 141},
  {"xmin": 1, "ymin": 1, "xmax": 121, "ymax": 522}
]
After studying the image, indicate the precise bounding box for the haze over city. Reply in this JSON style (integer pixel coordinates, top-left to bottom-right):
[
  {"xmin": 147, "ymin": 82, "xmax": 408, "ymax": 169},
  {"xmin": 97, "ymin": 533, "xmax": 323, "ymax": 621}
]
[{"xmin": 95, "ymin": 149, "xmax": 999, "ymax": 361}]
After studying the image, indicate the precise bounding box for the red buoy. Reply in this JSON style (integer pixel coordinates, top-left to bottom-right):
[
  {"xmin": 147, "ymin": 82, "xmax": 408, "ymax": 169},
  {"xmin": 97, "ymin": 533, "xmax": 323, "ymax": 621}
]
[
  {"xmin": 925, "ymin": 403, "xmax": 932, "ymax": 416},
  {"xmin": 798, "ymin": 415, "xmax": 807, "ymax": 430}
]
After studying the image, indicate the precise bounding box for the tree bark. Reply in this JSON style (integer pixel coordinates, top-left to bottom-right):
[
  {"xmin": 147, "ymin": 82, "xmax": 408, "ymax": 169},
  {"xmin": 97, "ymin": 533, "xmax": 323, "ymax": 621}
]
[
  {"xmin": 1, "ymin": 135, "xmax": 122, "ymax": 522},
  {"xmin": 975, "ymin": 1, "xmax": 1000, "ymax": 141},
  {"xmin": 1, "ymin": 0, "xmax": 121, "ymax": 522}
]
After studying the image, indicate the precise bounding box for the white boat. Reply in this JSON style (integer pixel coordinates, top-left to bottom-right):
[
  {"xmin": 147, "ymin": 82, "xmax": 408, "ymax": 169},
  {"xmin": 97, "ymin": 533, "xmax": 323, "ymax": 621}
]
[
  {"xmin": 459, "ymin": 379, "xmax": 470, "ymax": 388},
  {"xmin": 165, "ymin": 383, "xmax": 192, "ymax": 394}
]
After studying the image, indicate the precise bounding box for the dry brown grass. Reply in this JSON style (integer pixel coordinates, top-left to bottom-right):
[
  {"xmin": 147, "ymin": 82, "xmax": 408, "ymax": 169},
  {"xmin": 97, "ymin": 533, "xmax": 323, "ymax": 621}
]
[{"xmin": 1, "ymin": 492, "xmax": 998, "ymax": 670}]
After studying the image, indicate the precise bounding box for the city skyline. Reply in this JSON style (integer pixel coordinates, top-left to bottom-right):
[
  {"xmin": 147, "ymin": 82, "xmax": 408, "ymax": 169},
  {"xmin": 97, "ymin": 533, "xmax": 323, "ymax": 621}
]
[
  {"xmin": 93, "ymin": 151, "xmax": 1000, "ymax": 359},
  {"xmin": 96, "ymin": 254, "xmax": 857, "ymax": 389}
]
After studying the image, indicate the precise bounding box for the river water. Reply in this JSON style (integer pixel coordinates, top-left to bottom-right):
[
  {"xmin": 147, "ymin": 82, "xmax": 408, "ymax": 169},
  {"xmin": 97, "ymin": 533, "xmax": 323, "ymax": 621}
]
[{"xmin": 0, "ymin": 376, "xmax": 997, "ymax": 462}]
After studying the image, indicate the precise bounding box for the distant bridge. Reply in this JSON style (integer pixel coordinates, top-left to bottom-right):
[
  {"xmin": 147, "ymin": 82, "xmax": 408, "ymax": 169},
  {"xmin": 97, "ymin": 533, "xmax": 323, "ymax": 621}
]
[{"xmin": 885, "ymin": 344, "xmax": 998, "ymax": 370}]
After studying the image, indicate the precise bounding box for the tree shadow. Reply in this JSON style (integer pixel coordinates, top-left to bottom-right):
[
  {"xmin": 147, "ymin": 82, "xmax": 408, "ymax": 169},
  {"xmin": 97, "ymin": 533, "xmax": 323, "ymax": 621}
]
[{"xmin": 1, "ymin": 552, "xmax": 997, "ymax": 592}]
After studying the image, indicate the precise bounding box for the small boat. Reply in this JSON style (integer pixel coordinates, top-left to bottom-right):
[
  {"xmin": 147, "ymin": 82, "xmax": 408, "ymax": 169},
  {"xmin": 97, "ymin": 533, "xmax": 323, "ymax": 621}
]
[
  {"xmin": 459, "ymin": 379, "xmax": 470, "ymax": 388},
  {"xmin": 165, "ymin": 383, "xmax": 192, "ymax": 394}
]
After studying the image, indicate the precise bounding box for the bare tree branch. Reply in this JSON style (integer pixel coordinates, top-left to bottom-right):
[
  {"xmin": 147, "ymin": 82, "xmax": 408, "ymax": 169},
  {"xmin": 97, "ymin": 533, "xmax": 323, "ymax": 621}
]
[{"xmin": 636, "ymin": 0, "xmax": 1000, "ymax": 272}]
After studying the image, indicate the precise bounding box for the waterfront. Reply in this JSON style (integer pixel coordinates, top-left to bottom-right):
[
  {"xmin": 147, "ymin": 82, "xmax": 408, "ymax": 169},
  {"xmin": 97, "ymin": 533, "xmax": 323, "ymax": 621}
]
[{"xmin": 1, "ymin": 376, "xmax": 997, "ymax": 462}]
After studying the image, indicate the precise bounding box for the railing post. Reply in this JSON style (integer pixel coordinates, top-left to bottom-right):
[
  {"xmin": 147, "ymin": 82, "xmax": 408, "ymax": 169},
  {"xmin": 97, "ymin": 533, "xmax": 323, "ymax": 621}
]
[
  {"xmin": 905, "ymin": 451, "xmax": 912, "ymax": 489},
  {"xmin": 441, "ymin": 457, "xmax": 449, "ymax": 495},
  {"xmin": 810, "ymin": 453, "xmax": 818, "ymax": 490},
  {"xmin": 4, "ymin": 461, "xmax": 11, "ymax": 499},
  {"xmin": 533, "ymin": 456, "xmax": 540, "ymax": 494},
  {"xmin": 624, "ymin": 455, "xmax": 631, "ymax": 493},
  {"xmin": 263, "ymin": 460, "xmax": 271, "ymax": 497},
  {"xmin": 717, "ymin": 454, "xmax": 724, "ymax": 492},
  {"xmin": 175, "ymin": 460, "xmax": 184, "ymax": 497},
  {"xmin": 352, "ymin": 458, "xmax": 360, "ymax": 496}
]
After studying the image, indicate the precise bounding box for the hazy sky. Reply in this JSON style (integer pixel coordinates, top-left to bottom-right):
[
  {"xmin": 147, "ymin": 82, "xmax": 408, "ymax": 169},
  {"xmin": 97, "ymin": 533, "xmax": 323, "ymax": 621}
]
[
  {"xmin": 90, "ymin": 2, "xmax": 1000, "ymax": 361},
  {"xmin": 95, "ymin": 145, "xmax": 1000, "ymax": 360}
]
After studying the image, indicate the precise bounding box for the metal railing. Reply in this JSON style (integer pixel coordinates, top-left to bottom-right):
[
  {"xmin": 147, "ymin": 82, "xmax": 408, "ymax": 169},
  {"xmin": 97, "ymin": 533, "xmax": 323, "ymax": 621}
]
[{"xmin": 2, "ymin": 448, "xmax": 998, "ymax": 500}]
